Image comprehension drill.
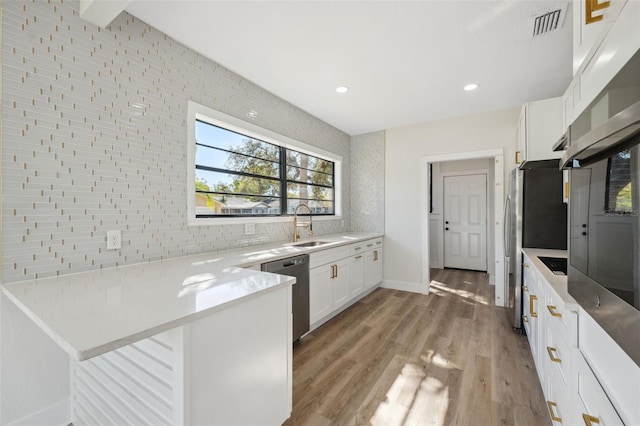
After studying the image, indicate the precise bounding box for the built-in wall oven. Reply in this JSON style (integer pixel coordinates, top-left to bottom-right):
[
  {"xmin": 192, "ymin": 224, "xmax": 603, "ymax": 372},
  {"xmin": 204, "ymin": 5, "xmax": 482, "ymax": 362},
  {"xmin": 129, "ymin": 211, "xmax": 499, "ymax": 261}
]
[{"xmin": 561, "ymin": 50, "xmax": 640, "ymax": 368}]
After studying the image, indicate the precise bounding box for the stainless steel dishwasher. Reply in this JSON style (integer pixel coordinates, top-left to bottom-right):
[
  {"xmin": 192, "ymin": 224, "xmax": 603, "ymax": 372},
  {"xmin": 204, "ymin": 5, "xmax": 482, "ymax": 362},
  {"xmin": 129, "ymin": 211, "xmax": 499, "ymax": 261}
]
[{"xmin": 261, "ymin": 254, "xmax": 310, "ymax": 342}]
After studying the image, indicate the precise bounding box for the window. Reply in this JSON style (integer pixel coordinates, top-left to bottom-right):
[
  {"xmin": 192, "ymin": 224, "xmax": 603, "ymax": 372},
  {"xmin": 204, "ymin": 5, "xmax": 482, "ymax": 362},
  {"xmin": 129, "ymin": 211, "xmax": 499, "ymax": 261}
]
[
  {"xmin": 188, "ymin": 102, "xmax": 341, "ymax": 222},
  {"xmin": 605, "ymin": 149, "xmax": 632, "ymax": 214}
]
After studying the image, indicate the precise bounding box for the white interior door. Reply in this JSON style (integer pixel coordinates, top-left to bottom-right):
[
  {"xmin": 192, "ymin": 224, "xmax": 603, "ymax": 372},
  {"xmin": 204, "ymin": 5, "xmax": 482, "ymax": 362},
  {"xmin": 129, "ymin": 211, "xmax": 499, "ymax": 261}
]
[{"xmin": 444, "ymin": 174, "xmax": 487, "ymax": 271}]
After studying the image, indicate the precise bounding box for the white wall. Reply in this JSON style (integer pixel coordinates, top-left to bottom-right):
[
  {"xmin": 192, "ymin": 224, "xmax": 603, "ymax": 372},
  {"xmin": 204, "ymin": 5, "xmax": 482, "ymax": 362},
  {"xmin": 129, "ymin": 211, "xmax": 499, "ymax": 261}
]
[{"xmin": 384, "ymin": 107, "xmax": 520, "ymax": 290}]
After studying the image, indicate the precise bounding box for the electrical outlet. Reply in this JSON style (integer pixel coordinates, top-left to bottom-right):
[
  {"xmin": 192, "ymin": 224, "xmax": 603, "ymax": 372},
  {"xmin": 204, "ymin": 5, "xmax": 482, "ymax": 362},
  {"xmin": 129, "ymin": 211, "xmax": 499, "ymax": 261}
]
[
  {"xmin": 245, "ymin": 223, "xmax": 255, "ymax": 235},
  {"xmin": 107, "ymin": 230, "xmax": 121, "ymax": 250}
]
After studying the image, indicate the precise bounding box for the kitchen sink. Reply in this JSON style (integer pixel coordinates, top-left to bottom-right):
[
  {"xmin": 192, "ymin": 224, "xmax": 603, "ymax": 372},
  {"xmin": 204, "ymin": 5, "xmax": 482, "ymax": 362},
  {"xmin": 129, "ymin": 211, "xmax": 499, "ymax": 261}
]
[{"xmin": 290, "ymin": 240, "xmax": 331, "ymax": 248}]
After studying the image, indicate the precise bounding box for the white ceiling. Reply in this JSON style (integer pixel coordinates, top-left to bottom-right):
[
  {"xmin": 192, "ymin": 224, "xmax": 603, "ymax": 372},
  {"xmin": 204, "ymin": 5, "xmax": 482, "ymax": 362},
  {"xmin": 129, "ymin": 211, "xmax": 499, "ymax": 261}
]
[{"xmin": 124, "ymin": 1, "xmax": 573, "ymax": 136}]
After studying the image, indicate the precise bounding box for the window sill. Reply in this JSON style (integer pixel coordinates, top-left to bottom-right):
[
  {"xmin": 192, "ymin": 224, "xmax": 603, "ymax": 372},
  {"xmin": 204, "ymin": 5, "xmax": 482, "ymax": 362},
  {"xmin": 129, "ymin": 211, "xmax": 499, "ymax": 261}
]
[{"xmin": 188, "ymin": 215, "xmax": 343, "ymax": 227}]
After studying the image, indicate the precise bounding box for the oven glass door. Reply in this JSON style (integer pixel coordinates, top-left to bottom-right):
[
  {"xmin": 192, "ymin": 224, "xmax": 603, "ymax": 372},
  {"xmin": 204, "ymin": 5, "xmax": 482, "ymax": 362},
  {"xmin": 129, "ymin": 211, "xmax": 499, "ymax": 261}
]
[{"xmin": 569, "ymin": 144, "xmax": 640, "ymax": 310}]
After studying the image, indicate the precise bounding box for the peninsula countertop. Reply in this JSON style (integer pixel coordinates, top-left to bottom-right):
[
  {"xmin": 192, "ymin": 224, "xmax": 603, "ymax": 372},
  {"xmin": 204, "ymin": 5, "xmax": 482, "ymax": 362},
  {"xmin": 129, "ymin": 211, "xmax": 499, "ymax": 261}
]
[{"xmin": 1, "ymin": 232, "xmax": 383, "ymax": 361}]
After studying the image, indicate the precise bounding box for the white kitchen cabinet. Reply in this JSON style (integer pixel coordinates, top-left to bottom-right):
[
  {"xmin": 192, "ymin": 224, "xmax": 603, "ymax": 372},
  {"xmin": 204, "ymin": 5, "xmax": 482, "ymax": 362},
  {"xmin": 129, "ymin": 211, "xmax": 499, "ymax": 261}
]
[
  {"xmin": 516, "ymin": 98, "xmax": 564, "ymax": 165},
  {"xmin": 522, "ymin": 255, "xmax": 546, "ymax": 387},
  {"xmin": 332, "ymin": 257, "xmax": 350, "ymax": 310},
  {"xmin": 572, "ymin": 0, "xmax": 628, "ymax": 75},
  {"xmin": 309, "ymin": 237, "xmax": 383, "ymax": 330},
  {"xmin": 348, "ymin": 252, "xmax": 365, "ymax": 298},
  {"xmin": 522, "ymin": 251, "xmax": 639, "ymax": 426},
  {"xmin": 575, "ymin": 353, "xmax": 624, "ymax": 426},
  {"xmin": 310, "ymin": 263, "xmax": 334, "ymax": 324},
  {"xmin": 568, "ymin": 0, "xmax": 639, "ymax": 124}
]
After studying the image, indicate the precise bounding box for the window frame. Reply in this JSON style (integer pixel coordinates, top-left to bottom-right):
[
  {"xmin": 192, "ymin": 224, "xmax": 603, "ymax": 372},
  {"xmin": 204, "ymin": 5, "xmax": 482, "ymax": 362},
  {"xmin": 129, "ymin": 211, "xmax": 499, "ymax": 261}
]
[{"xmin": 187, "ymin": 101, "xmax": 342, "ymax": 225}]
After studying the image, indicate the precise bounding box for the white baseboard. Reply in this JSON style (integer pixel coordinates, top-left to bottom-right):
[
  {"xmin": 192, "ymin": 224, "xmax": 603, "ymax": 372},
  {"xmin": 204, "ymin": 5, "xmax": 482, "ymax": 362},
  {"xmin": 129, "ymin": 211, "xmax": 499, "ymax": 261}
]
[
  {"xmin": 381, "ymin": 279, "xmax": 427, "ymax": 294},
  {"xmin": 8, "ymin": 399, "xmax": 70, "ymax": 426}
]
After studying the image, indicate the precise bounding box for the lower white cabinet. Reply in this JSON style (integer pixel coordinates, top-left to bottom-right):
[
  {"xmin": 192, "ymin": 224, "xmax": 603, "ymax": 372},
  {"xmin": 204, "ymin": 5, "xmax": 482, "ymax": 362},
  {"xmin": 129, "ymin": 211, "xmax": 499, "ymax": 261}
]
[
  {"xmin": 310, "ymin": 264, "xmax": 334, "ymax": 324},
  {"xmin": 309, "ymin": 237, "xmax": 383, "ymax": 329},
  {"xmin": 348, "ymin": 253, "xmax": 365, "ymax": 298},
  {"xmin": 523, "ymin": 251, "xmax": 636, "ymax": 426}
]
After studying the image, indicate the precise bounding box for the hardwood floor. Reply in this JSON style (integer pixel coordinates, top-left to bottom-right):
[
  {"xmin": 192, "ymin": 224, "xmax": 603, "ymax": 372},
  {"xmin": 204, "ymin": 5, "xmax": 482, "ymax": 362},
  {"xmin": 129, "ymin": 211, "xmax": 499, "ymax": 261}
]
[{"xmin": 284, "ymin": 268, "xmax": 550, "ymax": 426}]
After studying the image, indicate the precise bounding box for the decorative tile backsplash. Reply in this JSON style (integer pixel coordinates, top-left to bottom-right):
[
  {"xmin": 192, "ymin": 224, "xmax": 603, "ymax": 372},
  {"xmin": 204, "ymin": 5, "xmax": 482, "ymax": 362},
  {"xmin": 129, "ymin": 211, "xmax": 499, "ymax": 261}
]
[
  {"xmin": 351, "ymin": 131, "xmax": 385, "ymax": 234},
  {"xmin": 1, "ymin": 0, "xmax": 351, "ymax": 282}
]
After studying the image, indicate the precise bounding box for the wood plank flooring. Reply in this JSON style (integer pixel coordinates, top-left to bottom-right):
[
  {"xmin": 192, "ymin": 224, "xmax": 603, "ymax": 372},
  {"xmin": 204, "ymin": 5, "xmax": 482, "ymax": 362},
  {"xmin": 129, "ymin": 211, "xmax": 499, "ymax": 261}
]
[{"xmin": 284, "ymin": 268, "xmax": 550, "ymax": 426}]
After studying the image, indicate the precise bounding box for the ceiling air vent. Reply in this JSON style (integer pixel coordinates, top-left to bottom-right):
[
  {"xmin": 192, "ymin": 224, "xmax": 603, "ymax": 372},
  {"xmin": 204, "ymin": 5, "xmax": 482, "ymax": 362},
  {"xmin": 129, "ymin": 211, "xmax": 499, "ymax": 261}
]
[{"xmin": 531, "ymin": 6, "xmax": 566, "ymax": 37}]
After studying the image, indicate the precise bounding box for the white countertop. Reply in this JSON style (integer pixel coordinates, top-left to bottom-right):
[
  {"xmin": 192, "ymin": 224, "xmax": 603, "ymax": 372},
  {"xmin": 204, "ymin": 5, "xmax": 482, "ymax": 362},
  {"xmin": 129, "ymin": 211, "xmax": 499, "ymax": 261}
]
[
  {"xmin": 521, "ymin": 248, "xmax": 577, "ymax": 310},
  {"xmin": 1, "ymin": 232, "xmax": 382, "ymax": 361}
]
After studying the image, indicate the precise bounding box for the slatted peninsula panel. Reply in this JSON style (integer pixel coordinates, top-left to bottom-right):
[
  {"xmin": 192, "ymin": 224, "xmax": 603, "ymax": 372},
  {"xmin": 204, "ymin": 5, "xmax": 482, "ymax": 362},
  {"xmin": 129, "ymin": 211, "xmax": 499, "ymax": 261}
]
[{"xmin": 71, "ymin": 330, "xmax": 182, "ymax": 426}]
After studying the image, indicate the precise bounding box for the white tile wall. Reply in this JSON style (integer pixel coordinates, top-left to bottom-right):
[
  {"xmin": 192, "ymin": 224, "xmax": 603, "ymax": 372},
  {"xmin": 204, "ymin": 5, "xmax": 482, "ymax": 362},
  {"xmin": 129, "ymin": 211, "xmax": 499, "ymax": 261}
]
[
  {"xmin": 350, "ymin": 131, "xmax": 384, "ymax": 233},
  {"xmin": 1, "ymin": 0, "xmax": 350, "ymax": 283}
]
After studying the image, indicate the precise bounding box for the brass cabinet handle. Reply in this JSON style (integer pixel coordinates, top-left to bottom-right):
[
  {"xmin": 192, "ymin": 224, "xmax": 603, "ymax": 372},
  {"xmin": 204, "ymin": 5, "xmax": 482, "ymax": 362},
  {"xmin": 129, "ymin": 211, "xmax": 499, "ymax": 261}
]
[
  {"xmin": 582, "ymin": 413, "xmax": 600, "ymax": 425},
  {"xmin": 547, "ymin": 346, "xmax": 562, "ymax": 363},
  {"xmin": 366, "ymin": 243, "xmax": 373, "ymax": 248},
  {"xmin": 547, "ymin": 305, "xmax": 563, "ymax": 318},
  {"xmin": 547, "ymin": 401, "xmax": 562, "ymax": 423},
  {"xmin": 524, "ymin": 262, "xmax": 529, "ymax": 268},
  {"xmin": 373, "ymin": 250, "xmax": 378, "ymax": 261},
  {"xmin": 330, "ymin": 265, "xmax": 336, "ymax": 279},
  {"xmin": 515, "ymin": 150, "xmax": 521, "ymax": 164},
  {"xmin": 522, "ymin": 314, "xmax": 529, "ymax": 323},
  {"xmin": 355, "ymin": 255, "xmax": 362, "ymax": 259},
  {"xmin": 530, "ymin": 295, "xmax": 538, "ymax": 318},
  {"xmin": 376, "ymin": 241, "xmax": 382, "ymax": 245},
  {"xmin": 523, "ymin": 285, "xmax": 529, "ymax": 292},
  {"xmin": 354, "ymin": 246, "xmax": 362, "ymax": 251},
  {"xmin": 335, "ymin": 264, "xmax": 338, "ymax": 278}
]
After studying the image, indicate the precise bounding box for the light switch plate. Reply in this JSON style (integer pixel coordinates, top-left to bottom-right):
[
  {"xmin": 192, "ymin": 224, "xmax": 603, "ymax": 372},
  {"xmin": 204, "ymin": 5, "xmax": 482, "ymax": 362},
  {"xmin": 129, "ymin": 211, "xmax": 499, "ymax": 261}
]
[
  {"xmin": 245, "ymin": 223, "xmax": 255, "ymax": 235},
  {"xmin": 107, "ymin": 230, "xmax": 121, "ymax": 250}
]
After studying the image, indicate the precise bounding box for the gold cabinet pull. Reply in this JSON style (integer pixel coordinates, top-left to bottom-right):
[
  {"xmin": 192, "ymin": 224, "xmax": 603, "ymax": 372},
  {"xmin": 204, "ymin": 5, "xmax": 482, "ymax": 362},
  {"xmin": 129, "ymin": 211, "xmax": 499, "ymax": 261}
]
[
  {"xmin": 355, "ymin": 255, "xmax": 362, "ymax": 259},
  {"xmin": 582, "ymin": 413, "xmax": 600, "ymax": 425},
  {"xmin": 354, "ymin": 246, "xmax": 362, "ymax": 251},
  {"xmin": 547, "ymin": 401, "xmax": 562, "ymax": 423},
  {"xmin": 366, "ymin": 243, "xmax": 373, "ymax": 248},
  {"xmin": 376, "ymin": 241, "xmax": 382, "ymax": 245},
  {"xmin": 547, "ymin": 346, "xmax": 562, "ymax": 363},
  {"xmin": 522, "ymin": 314, "xmax": 529, "ymax": 323},
  {"xmin": 523, "ymin": 262, "xmax": 529, "ymax": 268},
  {"xmin": 330, "ymin": 265, "xmax": 336, "ymax": 279},
  {"xmin": 547, "ymin": 305, "xmax": 563, "ymax": 318},
  {"xmin": 523, "ymin": 285, "xmax": 529, "ymax": 292},
  {"xmin": 515, "ymin": 150, "xmax": 521, "ymax": 164},
  {"xmin": 530, "ymin": 295, "xmax": 538, "ymax": 318},
  {"xmin": 373, "ymin": 250, "xmax": 378, "ymax": 261},
  {"xmin": 335, "ymin": 264, "xmax": 338, "ymax": 278}
]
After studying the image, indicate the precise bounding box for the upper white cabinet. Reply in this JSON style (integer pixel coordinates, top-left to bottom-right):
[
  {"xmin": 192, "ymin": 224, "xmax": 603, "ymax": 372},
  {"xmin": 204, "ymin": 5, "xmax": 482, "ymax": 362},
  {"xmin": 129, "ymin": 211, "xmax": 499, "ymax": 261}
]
[
  {"xmin": 565, "ymin": 0, "xmax": 639, "ymax": 126},
  {"xmin": 516, "ymin": 97, "xmax": 564, "ymax": 165},
  {"xmin": 572, "ymin": 0, "xmax": 628, "ymax": 75}
]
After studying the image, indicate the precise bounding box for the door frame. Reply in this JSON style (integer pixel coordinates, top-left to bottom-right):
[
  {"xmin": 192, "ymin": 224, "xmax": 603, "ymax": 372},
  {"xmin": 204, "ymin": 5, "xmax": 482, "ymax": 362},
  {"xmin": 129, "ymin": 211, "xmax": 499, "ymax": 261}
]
[
  {"xmin": 420, "ymin": 148, "xmax": 506, "ymax": 307},
  {"xmin": 441, "ymin": 170, "xmax": 489, "ymax": 271}
]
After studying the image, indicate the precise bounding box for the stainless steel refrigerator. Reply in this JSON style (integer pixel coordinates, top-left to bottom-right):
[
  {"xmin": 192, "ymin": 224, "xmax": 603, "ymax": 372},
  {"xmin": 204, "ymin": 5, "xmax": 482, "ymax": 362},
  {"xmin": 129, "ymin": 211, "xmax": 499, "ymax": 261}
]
[{"xmin": 504, "ymin": 160, "xmax": 567, "ymax": 329}]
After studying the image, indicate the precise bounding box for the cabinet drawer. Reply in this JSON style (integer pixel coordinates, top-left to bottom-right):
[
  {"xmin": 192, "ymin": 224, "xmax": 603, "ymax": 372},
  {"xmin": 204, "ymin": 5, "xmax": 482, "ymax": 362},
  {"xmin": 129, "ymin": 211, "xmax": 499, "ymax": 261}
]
[
  {"xmin": 350, "ymin": 242, "xmax": 365, "ymax": 255},
  {"xmin": 545, "ymin": 325, "xmax": 572, "ymax": 391},
  {"xmin": 545, "ymin": 369, "xmax": 572, "ymax": 426},
  {"xmin": 310, "ymin": 245, "xmax": 350, "ymax": 268},
  {"xmin": 576, "ymin": 353, "xmax": 624, "ymax": 426},
  {"xmin": 545, "ymin": 287, "xmax": 577, "ymax": 347}
]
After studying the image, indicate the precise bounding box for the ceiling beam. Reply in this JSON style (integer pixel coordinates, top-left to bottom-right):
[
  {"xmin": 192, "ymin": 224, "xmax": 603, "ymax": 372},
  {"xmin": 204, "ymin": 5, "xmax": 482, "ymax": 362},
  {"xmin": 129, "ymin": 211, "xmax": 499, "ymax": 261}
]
[{"xmin": 79, "ymin": 0, "xmax": 131, "ymax": 28}]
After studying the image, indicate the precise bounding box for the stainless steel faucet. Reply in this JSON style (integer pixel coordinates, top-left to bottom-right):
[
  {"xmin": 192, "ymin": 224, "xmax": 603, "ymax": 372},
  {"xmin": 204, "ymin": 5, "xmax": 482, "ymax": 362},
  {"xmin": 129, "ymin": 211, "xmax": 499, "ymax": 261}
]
[{"xmin": 293, "ymin": 203, "xmax": 313, "ymax": 242}]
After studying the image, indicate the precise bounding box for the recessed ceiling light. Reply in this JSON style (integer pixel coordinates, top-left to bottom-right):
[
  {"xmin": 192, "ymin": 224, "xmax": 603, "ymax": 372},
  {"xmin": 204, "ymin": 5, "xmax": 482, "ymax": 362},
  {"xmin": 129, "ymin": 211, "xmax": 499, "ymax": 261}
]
[
  {"xmin": 464, "ymin": 83, "xmax": 479, "ymax": 91},
  {"xmin": 336, "ymin": 86, "xmax": 349, "ymax": 94}
]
